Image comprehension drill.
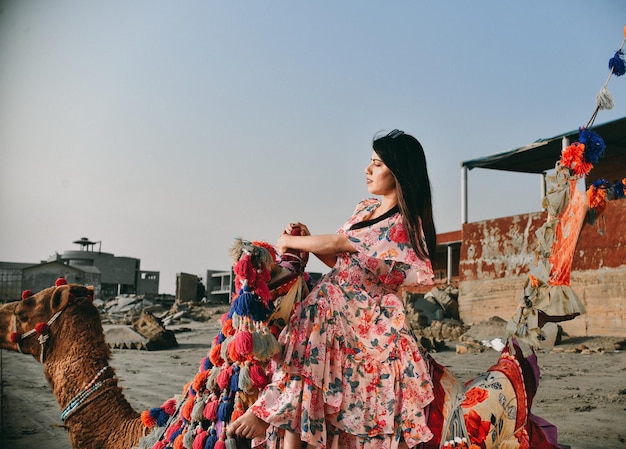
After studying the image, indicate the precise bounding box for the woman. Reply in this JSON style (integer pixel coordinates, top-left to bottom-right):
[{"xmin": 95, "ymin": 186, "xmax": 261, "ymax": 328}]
[{"xmin": 230, "ymin": 129, "xmax": 438, "ymax": 449}]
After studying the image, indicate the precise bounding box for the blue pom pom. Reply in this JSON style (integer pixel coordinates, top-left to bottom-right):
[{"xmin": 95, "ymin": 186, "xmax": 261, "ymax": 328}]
[
  {"xmin": 229, "ymin": 365, "xmax": 240, "ymax": 392},
  {"xmin": 609, "ymin": 49, "xmax": 626, "ymax": 76},
  {"xmin": 156, "ymin": 409, "xmax": 170, "ymax": 426},
  {"xmin": 217, "ymin": 397, "xmax": 234, "ymax": 422},
  {"xmin": 592, "ymin": 178, "xmax": 609, "ymax": 189},
  {"xmin": 233, "ymin": 290, "xmax": 257, "ymax": 316},
  {"xmin": 579, "ymin": 128, "xmax": 606, "ymax": 164},
  {"xmin": 203, "ymin": 356, "xmax": 213, "ymax": 371},
  {"xmin": 149, "ymin": 407, "xmax": 161, "ymax": 419},
  {"xmin": 204, "ymin": 428, "xmax": 218, "ymax": 449},
  {"xmin": 170, "ymin": 426, "xmax": 183, "ymax": 442}
]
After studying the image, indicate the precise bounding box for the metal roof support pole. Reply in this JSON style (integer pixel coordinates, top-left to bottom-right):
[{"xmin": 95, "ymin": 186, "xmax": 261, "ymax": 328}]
[
  {"xmin": 447, "ymin": 244, "xmax": 453, "ymax": 284},
  {"xmin": 540, "ymin": 172, "xmax": 546, "ymax": 209},
  {"xmin": 461, "ymin": 165, "xmax": 468, "ymax": 224}
]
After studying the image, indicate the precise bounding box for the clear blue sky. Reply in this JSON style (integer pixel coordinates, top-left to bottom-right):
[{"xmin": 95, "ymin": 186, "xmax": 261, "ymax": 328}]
[{"xmin": 1, "ymin": 1, "xmax": 625, "ymax": 294}]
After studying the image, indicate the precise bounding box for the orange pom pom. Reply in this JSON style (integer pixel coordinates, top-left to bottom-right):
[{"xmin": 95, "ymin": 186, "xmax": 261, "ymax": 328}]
[
  {"xmin": 173, "ymin": 433, "xmax": 185, "ymax": 449},
  {"xmin": 141, "ymin": 409, "xmax": 156, "ymax": 427},
  {"xmin": 181, "ymin": 397, "xmax": 195, "ymax": 421},
  {"xmin": 193, "ymin": 369, "xmax": 210, "ymax": 393},
  {"xmin": 209, "ymin": 343, "xmax": 224, "ymax": 366}
]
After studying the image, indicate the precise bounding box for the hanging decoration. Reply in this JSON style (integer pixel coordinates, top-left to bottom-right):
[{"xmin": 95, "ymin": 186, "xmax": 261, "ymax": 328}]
[{"xmin": 506, "ymin": 26, "xmax": 626, "ymax": 350}]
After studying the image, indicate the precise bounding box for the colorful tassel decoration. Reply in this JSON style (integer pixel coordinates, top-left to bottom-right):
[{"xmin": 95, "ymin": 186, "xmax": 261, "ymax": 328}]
[
  {"xmin": 238, "ymin": 362, "xmax": 252, "ymax": 393},
  {"xmin": 21, "ymin": 290, "xmax": 33, "ymax": 299},
  {"xmin": 234, "ymin": 329, "xmax": 254, "ymax": 356},
  {"xmin": 217, "ymin": 395, "xmax": 234, "ymax": 422},
  {"xmin": 579, "ymin": 128, "xmax": 606, "ymax": 164},
  {"xmin": 162, "ymin": 398, "xmax": 177, "ymax": 415},
  {"xmin": 209, "ymin": 343, "xmax": 224, "ymax": 366},
  {"xmin": 35, "ymin": 322, "xmax": 49, "ymax": 335},
  {"xmin": 249, "ymin": 364, "xmax": 268, "ymax": 389},
  {"xmin": 609, "ymin": 49, "xmax": 626, "ymax": 76},
  {"xmin": 183, "ymin": 425, "xmax": 196, "ymax": 449},
  {"xmin": 215, "ymin": 439, "xmax": 227, "ymax": 449},
  {"xmin": 204, "ymin": 428, "xmax": 218, "ymax": 449},
  {"xmin": 173, "ymin": 432, "xmax": 185, "ymax": 449},
  {"xmin": 193, "ymin": 429, "xmax": 208, "ymax": 449},
  {"xmin": 596, "ymin": 86, "xmax": 614, "ymax": 110},
  {"xmin": 191, "ymin": 396, "xmax": 206, "ymax": 421},
  {"xmin": 229, "ymin": 364, "xmax": 241, "ymax": 393},
  {"xmin": 216, "ymin": 365, "xmax": 233, "ymax": 390},
  {"xmin": 203, "ymin": 395, "xmax": 219, "ymax": 422}
]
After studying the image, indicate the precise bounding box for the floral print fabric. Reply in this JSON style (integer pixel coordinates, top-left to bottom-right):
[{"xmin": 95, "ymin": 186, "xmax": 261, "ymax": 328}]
[{"xmin": 251, "ymin": 199, "xmax": 436, "ymax": 449}]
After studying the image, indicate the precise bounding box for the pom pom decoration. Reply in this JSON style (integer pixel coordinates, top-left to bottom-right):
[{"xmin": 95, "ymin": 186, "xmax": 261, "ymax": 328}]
[
  {"xmin": 608, "ymin": 49, "xmax": 626, "ymax": 76},
  {"xmin": 161, "ymin": 398, "xmax": 177, "ymax": 416},
  {"xmin": 579, "ymin": 128, "xmax": 606, "ymax": 164},
  {"xmin": 142, "ymin": 236, "xmax": 308, "ymax": 445},
  {"xmin": 35, "ymin": 322, "xmax": 49, "ymax": 335},
  {"xmin": 595, "ymin": 86, "xmax": 614, "ymax": 110},
  {"xmin": 55, "ymin": 277, "xmax": 67, "ymax": 286},
  {"xmin": 193, "ymin": 429, "xmax": 208, "ymax": 449},
  {"xmin": 21, "ymin": 290, "xmax": 33, "ymax": 300}
]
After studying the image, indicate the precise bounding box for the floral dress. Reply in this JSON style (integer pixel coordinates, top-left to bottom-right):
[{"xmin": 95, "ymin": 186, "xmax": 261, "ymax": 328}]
[{"xmin": 250, "ymin": 198, "xmax": 436, "ymax": 449}]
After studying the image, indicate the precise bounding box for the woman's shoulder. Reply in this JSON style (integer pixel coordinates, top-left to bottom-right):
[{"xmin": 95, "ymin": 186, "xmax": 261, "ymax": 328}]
[{"xmin": 352, "ymin": 198, "xmax": 381, "ymax": 214}]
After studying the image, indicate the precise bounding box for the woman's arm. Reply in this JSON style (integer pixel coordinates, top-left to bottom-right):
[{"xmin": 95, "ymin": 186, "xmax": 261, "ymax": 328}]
[{"xmin": 277, "ymin": 232, "xmax": 356, "ymax": 269}]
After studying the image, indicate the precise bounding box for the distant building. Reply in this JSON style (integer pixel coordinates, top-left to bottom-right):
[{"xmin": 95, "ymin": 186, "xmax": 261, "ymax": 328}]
[
  {"xmin": 0, "ymin": 262, "xmax": 35, "ymax": 302},
  {"xmin": 206, "ymin": 269, "xmax": 233, "ymax": 303},
  {"xmin": 0, "ymin": 237, "xmax": 159, "ymax": 302}
]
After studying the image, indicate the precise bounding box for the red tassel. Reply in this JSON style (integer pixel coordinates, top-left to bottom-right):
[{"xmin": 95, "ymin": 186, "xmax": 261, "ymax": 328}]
[
  {"xmin": 152, "ymin": 441, "xmax": 167, "ymax": 449},
  {"xmin": 10, "ymin": 332, "xmax": 21, "ymax": 343},
  {"xmin": 35, "ymin": 322, "xmax": 49, "ymax": 335},
  {"xmin": 215, "ymin": 439, "xmax": 226, "ymax": 449},
  {"xmin": 21, "ymin": 290, "xmax": 33, "ymax": 300},
  {"xmin": 193, "ymin": 430, "xmax": 208, "ymax": 449},
  {"xmin": 203, "ymin": 396, "xmax": 219, "ymax": 421},
  {"xmin": 234, "ymin": 330, "xmax": 253, "ymax": 356},
  {"xmin": 55, "ymin": 277, "xmax": 67, "ymax": 286},
  {"xmin": 216, "ymin": 366, "xmax": 233, "ymax": 390},
  {"xmin": 164, "ymin": 420, "xmax": 182, "ymax": 442},
  {"xmin": 161, "ymin": 398, "xmax": 177, "ymax": 415},
  {"xmin": 249, "ymin": 364, "xmax": 268, "ymax": 389}
]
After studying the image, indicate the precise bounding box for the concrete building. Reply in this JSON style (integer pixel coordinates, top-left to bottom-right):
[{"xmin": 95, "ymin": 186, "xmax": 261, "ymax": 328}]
[{"xmin": 0, "ymin": 237, "xmax": 159, "ymax": 302}]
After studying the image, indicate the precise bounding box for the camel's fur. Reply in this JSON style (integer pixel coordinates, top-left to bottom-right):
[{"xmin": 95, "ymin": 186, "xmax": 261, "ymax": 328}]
[{"xmin": 0, "ymin": 284, "xmax": 146, "ymax": 449}]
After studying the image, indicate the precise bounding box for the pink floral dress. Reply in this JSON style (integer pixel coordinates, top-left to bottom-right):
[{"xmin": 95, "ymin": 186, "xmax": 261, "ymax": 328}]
[{"xmin": 251, "ymin": 199, "xmax": 436, "ymax": 449}]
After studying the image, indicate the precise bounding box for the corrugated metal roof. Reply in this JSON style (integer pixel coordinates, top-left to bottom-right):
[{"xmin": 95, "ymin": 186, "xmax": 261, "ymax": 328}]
[{"xmin": 462, "ymin": 116, "xmax": 626, "ymax": 173}]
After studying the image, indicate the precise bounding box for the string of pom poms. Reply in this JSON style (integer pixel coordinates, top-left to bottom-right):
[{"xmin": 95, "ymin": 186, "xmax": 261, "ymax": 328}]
[{"xmin": 585, "ymin": 25, "xmax": 626, "ymax": 128}]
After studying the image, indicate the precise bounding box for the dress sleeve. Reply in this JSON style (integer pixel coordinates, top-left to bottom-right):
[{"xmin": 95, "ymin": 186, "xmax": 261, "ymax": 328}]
[{"xmin": 338, "ymin": 200, "xmax": 434, "ymax": 287}]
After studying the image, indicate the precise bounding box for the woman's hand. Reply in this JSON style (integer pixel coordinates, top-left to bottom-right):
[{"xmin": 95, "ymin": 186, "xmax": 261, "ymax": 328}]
[
  {"xmin": 284, "ymin": 221, "xmax": 310, "ymax": 237},
  {"xmin": 277, "ymin": 222, "xmax": 310, "ymax": 255}
]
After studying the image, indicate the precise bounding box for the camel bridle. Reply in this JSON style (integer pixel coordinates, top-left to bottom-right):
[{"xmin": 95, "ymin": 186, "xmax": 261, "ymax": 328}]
[
  {"xmin": 9, "ymin": 288, "xmax": 91, "ymax": 364},
  {"xmin": 11, "ymin": 304, "xmax": 64, "ymax": 364}
]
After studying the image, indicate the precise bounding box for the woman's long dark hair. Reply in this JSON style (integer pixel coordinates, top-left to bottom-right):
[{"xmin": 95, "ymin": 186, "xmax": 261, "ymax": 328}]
[{"xmin": 372, "ymin": 130, "xmax": 436, "ymax": 262}]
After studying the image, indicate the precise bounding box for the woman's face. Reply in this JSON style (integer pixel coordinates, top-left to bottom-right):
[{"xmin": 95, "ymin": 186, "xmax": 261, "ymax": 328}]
[{"xmin": 365, "ymin": 151, "xmax": 397, "ymax": 197}]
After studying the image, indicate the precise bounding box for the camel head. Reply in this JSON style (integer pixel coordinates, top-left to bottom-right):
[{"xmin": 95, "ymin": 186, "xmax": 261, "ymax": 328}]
[{"xmin": 0, "ymin": 283, "xmax": 95, "ymax": 361}]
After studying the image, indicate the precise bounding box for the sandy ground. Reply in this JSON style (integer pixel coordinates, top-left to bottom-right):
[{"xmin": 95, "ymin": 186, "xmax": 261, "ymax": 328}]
[{"xmin": 1, "ymin": 317, "xmax": 625, "ymax": 449}]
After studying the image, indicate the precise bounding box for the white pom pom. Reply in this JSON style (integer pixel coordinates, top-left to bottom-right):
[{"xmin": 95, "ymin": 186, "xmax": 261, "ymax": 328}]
[{"xmin": 596, "ymin": 86, "xmax": 614, "ymax": 110}]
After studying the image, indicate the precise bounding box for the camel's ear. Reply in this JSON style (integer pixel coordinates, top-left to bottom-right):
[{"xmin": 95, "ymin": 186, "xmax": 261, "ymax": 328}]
[{"xmin": 50, "ymin": 285, "xmax": 72, "ymax": 313}]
